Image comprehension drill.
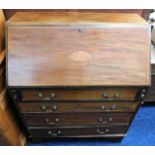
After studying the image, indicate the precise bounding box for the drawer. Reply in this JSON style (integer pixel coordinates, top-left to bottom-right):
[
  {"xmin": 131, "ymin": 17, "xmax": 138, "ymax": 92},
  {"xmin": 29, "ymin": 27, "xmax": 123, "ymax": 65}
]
[
  {"xmin": 28, "ymin": 126, "xmax": 128, "ymax": 137},
  {"xmin": 145, "ymin": 75, "xmax": 155, "ymax": 102},
  {"xmin": 19, "ymin": 102, "xmax": 139, "ymax": 113},
  {"xmin": 12, "ymin": 88, "xmax": 142, "ymax": 102},
  {"xmin": 23, "ymin": 113, "xmax": 132, "ymax": 127}
]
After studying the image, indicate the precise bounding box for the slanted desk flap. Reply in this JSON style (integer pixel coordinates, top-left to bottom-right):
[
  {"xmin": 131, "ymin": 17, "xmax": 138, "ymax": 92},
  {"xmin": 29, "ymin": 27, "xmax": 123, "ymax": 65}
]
[{"xmin": 6, "ymin": 12, "xmax": 151, "ymax": 87}]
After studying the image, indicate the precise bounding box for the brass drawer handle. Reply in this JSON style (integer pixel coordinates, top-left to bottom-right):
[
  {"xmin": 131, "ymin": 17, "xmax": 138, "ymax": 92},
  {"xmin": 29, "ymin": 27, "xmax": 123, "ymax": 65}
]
[
  {"xmin": 98, "ymin": 117, "xmax": 113, "ymax": 123},
  {"xmin": 46, "ymin": 118, "xmax": 59, "ymax": 125},
  {"xmin": 52, "ymin": 105, "xmax": 58, "ymax": 110},
  {"xmin": 141, "ymin": 93, "xmax": 145, "ymax": 98},
  {"xmin": 113, "ymin": 93, "xmax": 120, "ymax": 98},
  {"xmin": 50, "ymin": 93, "xmax": 56, "ymax": 98},
  {"xmin": 102, "ymin": 93, "xmax": 120, "ymax": 99},
  {"xmin": 38, "ymin": 93, "xmax": 56, "ymax": 100},
  {"xmin": 101, "ymin": 106, "xmax": 105, "ymax": 110},
  {"xmin": 108, "ymin": 117, "xmax": 113, "ymax": 122},
  {"xmin": 42, "ymin": 106, "xmax": 46, "ymax": 110},
  {"xmin": 100, "ymin": 105, "xmax": 117, "ymax": 111},
  {"xmin": 102, "ymin": 93, "xmax": 108, "ymax": 98},
  {"xmin": 98, "ymin": 117, "xmax": 103, "ymax": 122},
  {"xmin": 105, "ymin": 129, "xmax": 109, "ymax": 133},
  {"xmin": 96, "ymin": 129, "xmax": 109, "ymax": 135},
  {"xmin": 38, "ymin": 93, "xmax": 51, "ymax": 100},
  {"xmin": 41, "ymin": 105, "xmax": 58, "ymax": 112},
  {"xmin": 48, "ymin": 130, "xmax": 61, "ymax": 136},
  {"xmin": 38, "ymin": 93, "xmax": 43, "ymax": 97},
  {"xmin": 111, "ymin": 105, "xmax": 117, "ymax": 110}
]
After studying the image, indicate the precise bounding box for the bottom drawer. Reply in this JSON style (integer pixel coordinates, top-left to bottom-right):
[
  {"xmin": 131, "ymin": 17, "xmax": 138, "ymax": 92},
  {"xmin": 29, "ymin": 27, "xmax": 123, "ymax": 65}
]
[{"xmin": 28, "ymin": 126, "xmax": 128, "ymax": 138}]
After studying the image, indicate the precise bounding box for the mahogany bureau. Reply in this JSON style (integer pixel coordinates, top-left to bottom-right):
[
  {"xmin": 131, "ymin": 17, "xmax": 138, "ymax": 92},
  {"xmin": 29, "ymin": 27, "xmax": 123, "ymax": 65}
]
[{"xmin": 6, "ymin": 12, "xmax": 150, "ymax": 141}]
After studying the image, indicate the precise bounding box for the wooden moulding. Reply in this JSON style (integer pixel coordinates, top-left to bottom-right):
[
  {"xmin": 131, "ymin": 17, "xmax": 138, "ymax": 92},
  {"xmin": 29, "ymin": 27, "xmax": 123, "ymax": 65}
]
[
  {"xmin": 6, "ymin": 12, "xmax": 148, "ymax": 25},
  {"xmin": 3, "ymin": 9, "xmax": 151, "ymax": 21}
]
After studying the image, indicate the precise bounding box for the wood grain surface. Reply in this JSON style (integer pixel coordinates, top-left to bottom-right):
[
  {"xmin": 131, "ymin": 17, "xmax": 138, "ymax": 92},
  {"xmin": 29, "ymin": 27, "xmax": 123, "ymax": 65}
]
[
  {"xmin": 28, "ymin": 125, "xmax": 128, "ymax": 137},
  {"xmin": 18, "ymin": 101, "xmax": 139, "ymax": 113},
  {"xmin": 19, "ymin": 88, "xmax": 140, "ymax": 101},
  {"xmin": 6, "ymin": 12, "xmax": 148, "ymax": 25},
  {"xmin": 3, "ymin": 9, "xmax": 151, "ymax": 21},
  {"xmin": 7, "ymin": 14, "xmax": 150, "ymax": 86},
  {"xmin": 22, "ymin": 113, "xmax": 132, "ymax": 126},
  {"xmin": 6, "ymin": 12, "xmax": 149, "ymax": 141}
]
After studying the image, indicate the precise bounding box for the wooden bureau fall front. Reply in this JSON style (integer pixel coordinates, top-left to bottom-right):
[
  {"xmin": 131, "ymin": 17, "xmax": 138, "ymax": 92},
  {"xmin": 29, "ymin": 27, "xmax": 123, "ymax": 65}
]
[{"xmin": 6, "ymin": 12, "xmax": 150, "ymax": 141}]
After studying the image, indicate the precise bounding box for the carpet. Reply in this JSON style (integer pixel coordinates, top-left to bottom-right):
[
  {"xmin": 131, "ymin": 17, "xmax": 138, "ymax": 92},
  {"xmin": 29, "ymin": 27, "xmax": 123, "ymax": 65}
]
[{"xmin": 29, "ymin": 104, "xmax": 155, "ymax": 146}]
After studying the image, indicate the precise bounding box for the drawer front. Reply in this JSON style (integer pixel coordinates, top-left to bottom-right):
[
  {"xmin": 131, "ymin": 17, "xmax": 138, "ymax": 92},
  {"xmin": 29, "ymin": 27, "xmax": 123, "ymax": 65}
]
[
  {"xmin": 28, "ymin": 126, "xmax": 128, "ymax": 137},
  {"xmin": 23, "ymin": 113, "xmax": 132, "ymax": 127},
  {"xmin": 13, "ymin": 88, "xmax": 142, "ymax": 101},
  {"xmin": 145, "ymin": 75, "xmax": 155, "ymax": 102},
  {"xmin": 19, "ymin": 102, "xmax": 139, "ymax": 113}
]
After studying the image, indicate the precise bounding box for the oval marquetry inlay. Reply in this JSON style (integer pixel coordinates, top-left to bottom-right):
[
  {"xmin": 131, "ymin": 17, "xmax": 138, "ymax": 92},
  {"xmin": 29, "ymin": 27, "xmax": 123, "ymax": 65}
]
[{"xmin": 69, "ymin": 51, "xmax": 92, "ymax": 62}]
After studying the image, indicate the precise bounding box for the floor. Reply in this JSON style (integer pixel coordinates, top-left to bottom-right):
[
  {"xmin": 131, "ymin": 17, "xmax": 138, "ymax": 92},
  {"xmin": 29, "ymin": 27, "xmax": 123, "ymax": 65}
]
[{"xmin": 29, "ymin": 104, "xmax": 155, "ymax": 146}]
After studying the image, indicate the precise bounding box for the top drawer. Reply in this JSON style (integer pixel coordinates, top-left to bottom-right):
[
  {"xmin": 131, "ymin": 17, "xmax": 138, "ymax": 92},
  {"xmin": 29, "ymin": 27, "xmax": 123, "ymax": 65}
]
[{"xmin": 10, "ymin": 87, "xmax": 144, "ymax": 102}]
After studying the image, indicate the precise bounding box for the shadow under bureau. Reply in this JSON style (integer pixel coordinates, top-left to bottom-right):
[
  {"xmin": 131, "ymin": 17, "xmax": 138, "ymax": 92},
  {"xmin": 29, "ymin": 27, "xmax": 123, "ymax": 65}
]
[{"xmin": 6, "ymin": 12, "xmax": 150, "ymax": 141}]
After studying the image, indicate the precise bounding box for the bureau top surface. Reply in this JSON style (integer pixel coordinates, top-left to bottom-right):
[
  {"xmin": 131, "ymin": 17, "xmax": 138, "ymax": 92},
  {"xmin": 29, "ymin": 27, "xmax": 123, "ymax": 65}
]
[
  {"xmin": 7, "ymin": 12, "xmax": 150, "ymax": 87},
  {"xmin": 7, "ymin": 12, "xmax": 147, "ymax": 25}
]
